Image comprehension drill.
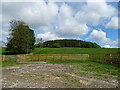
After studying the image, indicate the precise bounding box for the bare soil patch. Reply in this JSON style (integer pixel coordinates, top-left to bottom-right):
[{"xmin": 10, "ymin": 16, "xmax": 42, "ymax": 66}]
[{"xmin": 2, "ymin": 64, "xmax": 119, "ymax": 88}]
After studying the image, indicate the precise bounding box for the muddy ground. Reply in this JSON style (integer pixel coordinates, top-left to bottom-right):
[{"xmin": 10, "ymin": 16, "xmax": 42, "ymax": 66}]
[{"xmin": 2, "ymin": 64, "xmax": 119, "ymax": 88}]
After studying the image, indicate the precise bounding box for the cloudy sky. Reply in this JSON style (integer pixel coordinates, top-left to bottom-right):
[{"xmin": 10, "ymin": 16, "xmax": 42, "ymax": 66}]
[{"xmin": 0, "ymin": 0, "xmax": 119, "ymax": 48}]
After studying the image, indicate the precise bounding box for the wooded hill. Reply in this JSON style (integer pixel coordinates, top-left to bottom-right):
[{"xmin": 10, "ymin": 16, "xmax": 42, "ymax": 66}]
[{"xmin": 36, "ymin": 39, "xmax": 101, "ymax": 48}]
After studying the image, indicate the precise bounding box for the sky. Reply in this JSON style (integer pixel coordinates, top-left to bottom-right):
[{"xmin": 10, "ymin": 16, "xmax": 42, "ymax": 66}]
[{"xmin": 0, "ymin": 0, "xmax": 120, "ymax": 48}]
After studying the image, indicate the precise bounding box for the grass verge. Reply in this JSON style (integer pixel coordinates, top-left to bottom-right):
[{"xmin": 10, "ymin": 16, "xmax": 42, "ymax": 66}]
[{"xmin": 1, "ymin": 60, "xmax": 28, "ymax": 67}]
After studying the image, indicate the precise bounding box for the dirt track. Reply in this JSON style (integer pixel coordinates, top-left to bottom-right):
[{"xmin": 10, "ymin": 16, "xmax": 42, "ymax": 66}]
[{"xmin": 2, "ymin": 64, "xmax": 119, "ymax": 88}]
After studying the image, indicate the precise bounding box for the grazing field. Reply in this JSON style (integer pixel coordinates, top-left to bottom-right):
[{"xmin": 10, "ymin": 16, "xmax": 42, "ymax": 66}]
[
  {"xmin": 31, "ymin": 48, "xmax": 118, "ymax": 55},
  {"xmin": 1, "ymin": 47, "xmax": 119, "ymax": 64},
  {"xmin": 1, "ymin": 47, "xmax": 119, "ymax": 88},
  {"xmin": 1, "ymin": 47, "xmax": 118, "ymax": 55}
]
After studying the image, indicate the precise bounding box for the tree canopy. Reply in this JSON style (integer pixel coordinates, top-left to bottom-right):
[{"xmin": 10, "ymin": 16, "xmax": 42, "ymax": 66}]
[
  {"xmin": 39, "ymin": 39, "xmax": 101, "ymax": 48},
  {"xmin": 6, "ymin": 20, "xmax": 35, "ymax": 54}
]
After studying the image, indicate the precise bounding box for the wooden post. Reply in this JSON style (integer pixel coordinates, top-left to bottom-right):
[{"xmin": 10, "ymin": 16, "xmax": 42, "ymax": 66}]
[
  {"xmin": 87, "ymin": 55, "xmax": 90, "ymax": 61},
  {"xmin": 46, "ymin": 55, "xmax": 47, "ymax": 62},
  {"xmin": 4, "ymin": 55, "xmax": 6, "ymax": 61},
  {"xmin": 30, "ymin": 55, "xmax": 32, "ymax": 61},
  {"xmin": 61, "ymin": 56, "xmax": 62, "ymax": 61},
  {"xmin": 41, "ymin": 55, "xmax": 42, "ymax": 61},
  {"xmin": 31, "ymin": 55, "xmax": 33, "ymax": 61},
  {"xmin": 53, "ymin": 56, "xmax": 54, "ymax": 61},
  {"xmin": 39, "ymin": 55, "xmax": 41, "ymax": 61},
  {"xmin": 38, "ymin": 55, "xmax": 39, "ymax": 61},
  {"xmin": 2, "ymin": 55, "xmax": 3, "ymax": 61}
]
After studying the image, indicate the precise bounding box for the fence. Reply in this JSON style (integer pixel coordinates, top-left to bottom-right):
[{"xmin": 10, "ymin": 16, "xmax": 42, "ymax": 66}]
[
  {"xmin": 1, "ymin": 54, "xmax": 89, "ymax": 62},
  {"xmin": 90, "ymin": 52, "xmax": 120, "ymax": 65},
  {"xmin": 105, "ymin": 52, "xmax": 120, "ymax": 65},
  {"xmin": 1, "ymin": 53, "xmax": 120, "ymax": 65}
]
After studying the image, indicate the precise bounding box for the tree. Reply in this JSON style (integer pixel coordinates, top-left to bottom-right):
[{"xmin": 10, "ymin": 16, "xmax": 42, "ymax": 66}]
[
  {"xmin": 42, "ymin": 39, "xmax": 101, "ymax": 48},
  {"xmin": 0, "ymin": 41, "xmax": 6, "ymax": 47},
  {"xmin": 35, "ymin": 38, "xmax": 43, "ymax": 48},
  {"xmin": 6, "ymin": 20, "xmax": 35, "ymax": 54},
  {"xmin": 52, "ymin": 43, "xmax": 61, "ymax": 48}
]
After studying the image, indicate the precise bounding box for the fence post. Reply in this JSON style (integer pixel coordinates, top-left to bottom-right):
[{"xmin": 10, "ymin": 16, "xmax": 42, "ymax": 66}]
[
  {"xmin": 46, "ymin": 55, "xmax": 47, "ymax": 62},
  {"xmin": 89, "ymin": 55, "xmax": 91, "ymax": 61},
  {"xmin": 38, "ymin": 55, "xmax": 39, "ymax": 61},
  {"xmin": 4, "ymin": 55, "xmax": 6, "ymax": 61},
  {"xmin": 106, "ymin": 53, "xmax": 112, "ymax": 64},
  {"xmin": 2, "ymin": 55, "xmax": 3, "ymax": 61},
  {"xmin": 31, "ymin": 55, "xmax": 33, "ymax": 61},
  {"xmin": 87, "ymin": 55, "xmax": 89, "ymax": 61},
  {"xmin": 61, "ymin": 56, "xmax": 62, "ymax": 61},
  {"xmin": 53, "ymin": 56, "xmax": 54, "ymax": 61},
  {"xmin": 39, "ymin": 55, "xmax": 41, "ymax": 61}
]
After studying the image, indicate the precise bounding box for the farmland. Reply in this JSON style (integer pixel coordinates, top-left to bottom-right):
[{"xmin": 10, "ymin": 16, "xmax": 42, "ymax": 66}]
[
  {"xmin": 31, "ymin": 48, "xmax": 118, "ymax": 55},
  {"xmin": 1, "ymin": 47, "xmax": 118, "ymax": 55},
  {"xmin": 1, "ymin": 47, "xmax": 120, "ymax": 88}
]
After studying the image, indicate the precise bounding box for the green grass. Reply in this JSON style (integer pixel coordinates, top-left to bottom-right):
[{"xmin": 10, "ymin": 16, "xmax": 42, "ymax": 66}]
[
  {"xmin": 0, "ymin": 47, "xmax": 6, "ymax": 54},
  {"xmin": 1, "ymin": 47, "xmax": 118, "ymax": 55},
  {"xmin": 47, "ymin": 60, "xmax": 120, "ymax": 79},
  {"xmin": 70, "ymin": 62, "xmax": 120, "ymax": 78},
  {"xmin": 1, "ymin": 60, "xmax": 28, "ymax": 67},
  {"xmin": 47, "ymin": 60, "xmax": 90, "ymax": 64},
  {"xmin": 31, "ymin": 48, "xmax": 118, "ymax": 55}
]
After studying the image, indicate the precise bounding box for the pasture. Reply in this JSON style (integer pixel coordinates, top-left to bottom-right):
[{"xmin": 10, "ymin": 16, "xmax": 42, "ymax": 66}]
[
  {"xmin": 1, "ymin": 47, "xmax": 120, "ymax": 88},
  {"xmin": 31, "ymin": 48, "xmax": 118, "ymax": 55}
]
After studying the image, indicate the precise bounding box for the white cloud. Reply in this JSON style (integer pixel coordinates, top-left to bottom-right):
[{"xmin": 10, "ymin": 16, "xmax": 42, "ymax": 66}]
[
  {"xmin": 75, "ymin": 0, "xmax": 117, "ymax": 25},
  {"xmin": 37, "ymin": 32, "xmax": 64, "ymax": 41},
  {"xmin": 107, "ymin": 39, "xmax": 118, "ymax": 45},
  {"xmin": 2, "ymin": 30, "xmax": 9, "ymax": 36},
  {"xmin": 2, "ymin": 1, "xmax": 58, "ymax": 27},
  {"xmin": 0, "ymin": 41, "xmax": 6, "ymax": 47},
  {"xmin": 106, "ymin": 17, "xmax": 119, "ymax": 29},
  {"xmin": 1, "ymin": 1, "xmax": 118, "ymax": 42},
  {"xmin": 104, "ymin": 45, "xmax": 111, "ymax": 48},
  {"xmin": 39, "ymin": 26, "xmax": 51, "ymax": 32},
  {"xmin": 23, "ymin": 2, "xmax": 58, "ymax": 27},
  {"xmin": 86, "ymin": 29, "xmax": 110, "ymax": 43},
  {"xmin": 57, "ymin": 3, "xmax": 89, "ymax": 37},
  {"xmin": 109, "ymin": 39, "xmax": 119, "ymax": 48}
]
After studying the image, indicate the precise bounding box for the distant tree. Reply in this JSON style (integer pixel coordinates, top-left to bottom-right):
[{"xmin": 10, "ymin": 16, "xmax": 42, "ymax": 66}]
[
  {"xmin": 35, "ymin": 38, "xmax": 44, "ymax": 48},
  {"xmin": 52, "ymin": 43, "xmax": 61, "ymax": 48},
  {"xmin": 42, "ymin": 39, "xmax": 101, "ymax": 48},
  {"xmin": 0, "ymin": 41, "xmax": 6, "ymax": 47},
  {"xmin": 6, "ymin": 20, "xmax": 35, "ymax": 54}
]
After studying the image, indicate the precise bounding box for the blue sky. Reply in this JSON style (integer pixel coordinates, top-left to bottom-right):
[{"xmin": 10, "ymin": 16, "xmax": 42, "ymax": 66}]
[{"xmin": 1, "ymin": 0, "xmax": 119, "ymax": 48}]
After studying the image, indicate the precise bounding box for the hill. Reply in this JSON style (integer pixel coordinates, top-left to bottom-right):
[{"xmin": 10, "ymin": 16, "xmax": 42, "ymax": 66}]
[
  {"xmin": 32, "ymin": 48, "xmax": 118, "ymax": 55},
  {"xmin": 36, "ymin": 39, "xmax": 101, "ymax": 48}
]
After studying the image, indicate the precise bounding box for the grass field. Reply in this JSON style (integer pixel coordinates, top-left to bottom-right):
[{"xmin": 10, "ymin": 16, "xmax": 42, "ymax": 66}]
[
  {"xmin": 31, "ymin": 48, "xmax": 118, "ymax": 55},
  {"xmin": 48, "ymin": 60, "xmax": 119, "ymax": 78},
  {"xmin": 1, "ymin": 47, "xmax": 118, "ymax": 55},
  {"xmin": 2, "ymin": 47, "xmax": 119, "ymax": 88},
  {"xmin": 1, "ymin": 60, "xmax": 28, "ymax": 67}
]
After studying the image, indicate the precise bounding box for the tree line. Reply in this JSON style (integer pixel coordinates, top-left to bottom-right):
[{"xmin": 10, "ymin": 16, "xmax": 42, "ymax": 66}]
[{"xmin": 35, "ymin": 39, "xmax": 101, "ymax": 48}]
